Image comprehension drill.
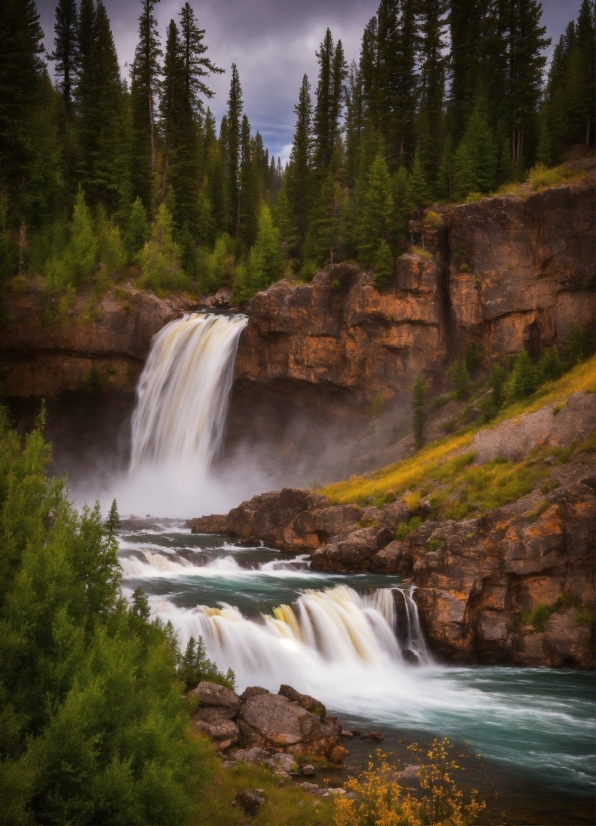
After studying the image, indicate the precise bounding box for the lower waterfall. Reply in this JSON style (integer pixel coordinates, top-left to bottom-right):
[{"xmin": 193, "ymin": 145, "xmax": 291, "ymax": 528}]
[{"xmin": 151, "ymin": 583, "xmax": 430, "ymax": 695}]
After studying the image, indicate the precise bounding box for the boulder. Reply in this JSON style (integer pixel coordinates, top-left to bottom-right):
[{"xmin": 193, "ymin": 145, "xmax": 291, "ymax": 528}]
[
  {"xmin": 190, "ymin": 681, "xmax": 241, "ymax": 716},
  {"xmin": 470, "ymin": 393, "xmax": 596, "ymax": 463},
  {"xmin": 371, "ymin": 540, "xmax": 404, "ymax": 572},
  {"xmin": 193, "ymin": 718, "xmax": 240, "ymax": 749},
  {"xmin": 311, "ymin": 525, "xmax": 394, "ymax": 571},
  {"xmin": 315, "ymin": 505, "xmax": 363, "ymax": 539},
  {"xmin": 238, "ymin": 691, "xmax": 344, "ymax": 760},
  {"xmin": 233, "ymin": 791, "xmax": 264, "ymax": 816},
  {"xmin": 279, "ymin": 684, "xmax": 326, "ymax": 718}
]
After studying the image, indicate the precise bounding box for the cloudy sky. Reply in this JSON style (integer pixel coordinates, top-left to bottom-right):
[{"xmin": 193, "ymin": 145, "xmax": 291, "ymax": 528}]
[{"xmin": 36, "ymin": 0, "xmax": 582, "ymax": 162}]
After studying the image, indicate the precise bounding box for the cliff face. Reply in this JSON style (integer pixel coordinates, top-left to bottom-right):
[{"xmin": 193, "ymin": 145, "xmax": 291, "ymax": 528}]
[
  {"xmin": 232, "ymin": 176, "xmax": 594, "ymax": 418},
  {"xmin": 0, "ymin": 176, "xmax": 594, "ymax": 468},
  {"xmin": 0, "ymin": 286, "xmax": 191, "ymax": 474}
]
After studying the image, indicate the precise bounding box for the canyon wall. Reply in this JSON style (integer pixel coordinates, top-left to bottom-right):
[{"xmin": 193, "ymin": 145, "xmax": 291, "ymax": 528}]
[{"xmin": 0, "ymin": 174, "xmax": 594, "ymax": 467}]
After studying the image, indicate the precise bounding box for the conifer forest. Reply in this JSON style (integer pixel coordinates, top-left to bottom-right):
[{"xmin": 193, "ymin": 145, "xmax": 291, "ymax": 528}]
[{"xmin": 0, "ymin": 0, "xmax": 594, "ymax": 305}]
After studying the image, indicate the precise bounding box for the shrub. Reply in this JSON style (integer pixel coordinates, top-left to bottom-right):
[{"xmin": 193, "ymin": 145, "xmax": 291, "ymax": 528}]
[
  {"xmin": 137, "ymin": 203, "xmax": 189, "ymax": 292},
  {"xmin": 450, "ymin": 358, "xmax": 470, "ymax": 400},
  {"xmin": 538, "ymin": 347, "xmax": 565, "ymax": 383},
  {"xmin": 396, "ymin": 516, "xmax": 422, "ymax": 540},
  {"xmin": 412, "ymin": 373, "xmax": 428, "ymax": 451},
  {"xmin": 509, "ymin": 349, "xmax": 538, "ymax": 399},
  {"xmin": 374, "ymin": 239, "xmax": 395, "ymax": 287},
  {"xmin": 334, "ymin": 739, "xmax": 484, "ymax": 826},
  {"xmin": 568, "ymin": 322, "xmax": 585, "ymax": 365},
  {"xmin": 529, "ymin": 163, "xmax": 580, "ymax": 191},
  {"xmin": 0, "ymin": 412, "xmax": 209, "ymax": 823}
]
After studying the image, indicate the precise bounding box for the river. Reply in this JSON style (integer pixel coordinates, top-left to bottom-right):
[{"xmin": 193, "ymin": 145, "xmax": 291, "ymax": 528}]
[{"xmin": 117, "ymin": 521, "xmax": 595, "ymax": 824}]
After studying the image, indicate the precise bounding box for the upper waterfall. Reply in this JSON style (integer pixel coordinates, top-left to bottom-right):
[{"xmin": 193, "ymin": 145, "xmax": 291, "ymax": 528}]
[{"xmin": 130, "ymin": 312, "xmax": 248, "ymax": 472}]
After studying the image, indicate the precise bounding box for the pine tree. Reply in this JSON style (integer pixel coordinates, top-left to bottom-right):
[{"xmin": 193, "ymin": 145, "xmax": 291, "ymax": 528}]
[
  {"xmin": 65, "ymin": 188, "xmax": 98, "ymax": 283},
  {"xmin": 412, "ymin": 372, "xmax": 427, "ymax": 450},
  {"xmin": 178, "ymin": 2, "xmax": 224, "ymax": 113},
  {"xmin": 490, "ymin": 362, "xmax": 507, "ymax": 410},
  {"xmin": 238, "ymin": 115, "xmax": 259, "ymax": 248},
  {"xmin": 408, "ymin": 146, "xmax": 431, "ymax": 210},
  {"xmin": 437, "ymin": 134, "xmax": 455, "ymax": 199},
  {"xmin": 393, "ymin": 164, "xmax": 412, "ymax": 239},
  {"xmin": 507, "ymin": 0, "xmax": 551, "ymax": 167},
  {"xmin": 355, "ymin": 151, "xmax": 393, "ymax": 265},
  {"xmin": 249, "ymin": 204, "xmax": 284, "ymax": 291},
  {"xmin": 463, "ymin": 91, "xmax": 497, "ymax": 193},
  {"xmin": 360, "ymin": 15, "xmax": 379, "ymax": 127},
  {"xmin": 138, "ymin": 202, "xmax": 185, "ymax": 291},
  {"xmin": 510, "ymin": 349, "xmax": 538, "ymax": 399},
  {"xmin": 313, "ymin": 29, "xmax": 347, "ymax": 173},
  {"xmin": 225, "ymin": 64, "xmax": 243, "ymax": 235},
  {"xmin": 374, "ymin": 239, "xmax": 394, "ymax": 287},
  {"xmin": 124, "ymin": 197, "xmax": 150, "ymax": 256},
  {"xmin": 287, "ymin": 74, "xmax": 313, "ymax": 248},
  {"xmin": 449, "ymin": 0, "xmax": 490, "ymax": 139},
  {"xmin": 450, "ymin": 357, "xmax": 470, "ymax": 399},
  {"xmin": 0, "ymin": 0, "xmax": 45, "ymax": 231},
  {"xmin": 568, "ymin": 322, "xmax": 586, "ymax": 365},
  {"xmin": 50, "ymin": 0, "xmax": 79, "ymax": 118},
  {"xmin": 75, "ymin": 0, "xmax": 124, "ymax": 208},
  {"xmin": 345, "ymin": 62, "xmax": 364, "ymax": 189},
  {"xmin": 452, "ymin": 141, "xmax": 476, "ymax": 200},
  {"xmin": 130, "ymin": 0, "xmax": 162, "ymax": 208},
  {"xmin": 418, "ymin": 0, "xmax": 447, "ymax": 184},
  {"xmin": 105, "ymin": 499, "xmax": 121, "ymax": 533}
]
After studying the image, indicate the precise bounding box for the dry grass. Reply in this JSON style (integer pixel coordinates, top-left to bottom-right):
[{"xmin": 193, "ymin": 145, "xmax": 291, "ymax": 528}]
[{"xmin": 322, "ymin": 357, "xmax": 596, "ymax": 510}]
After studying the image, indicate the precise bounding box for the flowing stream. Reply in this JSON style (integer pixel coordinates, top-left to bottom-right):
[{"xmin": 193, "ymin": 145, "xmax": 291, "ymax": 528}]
[{"xmin": 116, "ymin": 311, "xmax": 594, "ymax": 819}]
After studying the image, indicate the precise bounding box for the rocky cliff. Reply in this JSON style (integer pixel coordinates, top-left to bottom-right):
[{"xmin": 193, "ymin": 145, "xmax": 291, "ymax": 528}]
[
  {"xmin": 230, "ymin": 174, "xmax": 595, "ymax": 430},
  {"xmin": 0, "ymin": 284, "xmax": 191, "ymax": 474},
  {"xmin": 0, "ymin": 174, "xmax": 594, "ymax": 472}
]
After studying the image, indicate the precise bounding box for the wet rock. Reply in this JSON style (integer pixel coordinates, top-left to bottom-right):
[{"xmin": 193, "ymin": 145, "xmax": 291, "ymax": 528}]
[
  {"xmin": 301, "ymin": 764, "xmax": 316, "ymax": 776},
  {"xmin": 238, "ymin": 691, "xmax": 343, "ymax": 759},
  {"xmin": 399, "ymin": 764, "xmax": 421, "ymax": 780},
  {"xmin": 193, "ymin": 719, "xmax": 240, "ymax": 749},
  {"xmin": 371, "ymin": 540, "xmax": 404, "ymax": 572},
  {"xmin": 341, "ymin": 729, "xmax": 354, "ymax": 738},
  {"xmin": 315, "ymin": 505, "xmax": 363, "ymax": 539},
  {"xmin": 311, "ymin": 526, "xmax": 394, "ymax": 571},
  {"xmin": 279, "ymin": 684, "xmax": 326, "ymax": 718},
  {"xmin": 239, "ymin": 686, "xmax": 270, "ymax": 703},
  {"xmin": 188, "ymin": 488, "xmax": 329, "ymax": 551},
  {"xmin": 233, "ymin": 791, "xmax": 265, "ymax": 816},
  {"xmin": 190, "ymin": 681, "xmax": 241, "ymax": 716},
  {"xmin": 368, "ymin": 731, "xmax": 385, "ymax": 742}
]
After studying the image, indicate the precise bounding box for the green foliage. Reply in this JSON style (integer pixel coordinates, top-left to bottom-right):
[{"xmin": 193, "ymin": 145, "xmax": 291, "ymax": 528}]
[
  {"xmin": 412, "ymin": 372, "xmax": 427, "ymax": 451},
  {"xmin": 138, "ymin": 203, "xmax": 189, "ymax": 292},
  {"xmin": 426, "ymin": 538, "xmax": 443, "ymax": 552},
  {"xmin": 510, "ymin": 349, "xmax": 538, "ymax": 400},
  {"xmin": 490, "ymin": 362, "xmax": 507, "ymax": 410},
  {"xmin": 538, "ymin": 347, "xmax": 565, "ymax": 383},
  {"xmin": 67, "ymin": 188, "xmax": 99, "ymax": 281},
  {"xmin": 355, "ymin": 152, "xmax": 393, "ymax": 266},
  {"xmin": 249, "ymin": 204, "xmax": 284, "ymax": 292},
  {"xmin": 124, "ymin": 198, "xmax": 150, "ymax": 257},
  {"xmin": 568, "ymin": 322, "xmax": 586, "ymax": 365},
  {"xmin": 449, "ymin": 358, "xmax": 470, "ymax": 400},
  {"xmin": 396, "ymin": 516, "xmax": 423, "ymax": 540},
  {"xmin": 0, "ymin": 413, "xmax": 216, "ymax": 823},
  {"xmin": 178, "ymin": 636, "xmax": 236, "ymax": 692},
  {"xmin": 374, "ymin": 239, "xmax": 394, "ymax": 287}
]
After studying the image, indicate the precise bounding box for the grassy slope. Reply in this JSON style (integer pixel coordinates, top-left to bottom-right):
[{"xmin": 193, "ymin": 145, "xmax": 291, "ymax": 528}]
[{"xmin": 322, "ymin": 358, "xmax": 596, "ymax": 517}]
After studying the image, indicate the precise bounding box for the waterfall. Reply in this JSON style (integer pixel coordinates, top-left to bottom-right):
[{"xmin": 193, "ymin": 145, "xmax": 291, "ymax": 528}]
[
  {"xmin": 151, "ymin": 584, "xmax": 431, "ymax": 694},
  {"xmin": 130, "ymin": 312, "xmax": 247, "ymax": 471}
]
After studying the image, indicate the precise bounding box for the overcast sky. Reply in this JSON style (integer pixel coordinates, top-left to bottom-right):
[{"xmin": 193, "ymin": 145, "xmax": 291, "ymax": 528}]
[{"xmin": 36, "ymin": 0, "xmax": 582, "ymax": 162}]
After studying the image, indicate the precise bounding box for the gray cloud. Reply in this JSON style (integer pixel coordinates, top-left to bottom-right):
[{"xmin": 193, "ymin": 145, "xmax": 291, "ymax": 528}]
[{"xmin": 37, "ymin": 0, "xmax": 583, "ymax": 159}]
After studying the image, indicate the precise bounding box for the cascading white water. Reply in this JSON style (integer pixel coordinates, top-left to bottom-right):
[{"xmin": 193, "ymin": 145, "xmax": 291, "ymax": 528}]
[
  {"xmin": 151, "ymin": 583, "xmax": 430, "ymax": 693},
  {"xmin": 131, "ymin": 312, "xmax": 248, "ymax": 470}
]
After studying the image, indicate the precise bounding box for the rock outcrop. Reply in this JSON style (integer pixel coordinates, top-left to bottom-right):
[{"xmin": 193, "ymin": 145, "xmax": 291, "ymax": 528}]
[
  {"xmin": 190, "ymin": 682, "xmax": 346, "ymax": 763},
  {"xmin": 228, "ymin": 174, "xmax": 595, "ymax": 442}
]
